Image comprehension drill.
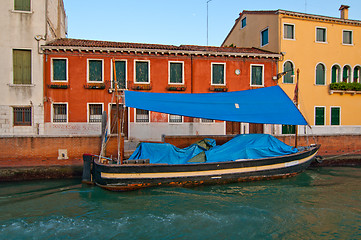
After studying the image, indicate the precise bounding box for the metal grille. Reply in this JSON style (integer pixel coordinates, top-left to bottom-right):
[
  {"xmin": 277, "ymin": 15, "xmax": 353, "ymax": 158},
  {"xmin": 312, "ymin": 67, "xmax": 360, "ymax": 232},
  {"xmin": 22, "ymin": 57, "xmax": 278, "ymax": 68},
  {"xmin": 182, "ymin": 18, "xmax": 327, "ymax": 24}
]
[
  {"xmin": 169, "ymin": 114, "xmax": 182, "ymax": 123},
  {"xmin": 89, "ymin": 104, "xmax": 102, "ymax": 122},
  {"xmin": 136, "ymin": 109, "xmax": 149, "ymax": 122},
  {"xmin": 53, "ymin": 104, "xmax": 67, "ymax": 123},
  {"xmin": 13, "ymin": 107, "xmax": 31, "ymax": 126},
  {"xmin": 201, "ymin": 118, "xmax": 214, "ymax": 123}
]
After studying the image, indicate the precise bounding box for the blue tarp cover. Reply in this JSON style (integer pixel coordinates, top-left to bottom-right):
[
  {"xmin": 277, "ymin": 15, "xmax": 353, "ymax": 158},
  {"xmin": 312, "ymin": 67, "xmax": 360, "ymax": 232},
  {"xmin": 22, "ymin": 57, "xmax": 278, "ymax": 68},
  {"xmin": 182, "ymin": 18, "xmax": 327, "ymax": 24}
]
[
  {"xmin": 124, "ymin": 86, "xmax": 308, "ymax": 125},
  {"xmin": 129, "ymin": 134, "xmax": 298, "ymax": 164}
]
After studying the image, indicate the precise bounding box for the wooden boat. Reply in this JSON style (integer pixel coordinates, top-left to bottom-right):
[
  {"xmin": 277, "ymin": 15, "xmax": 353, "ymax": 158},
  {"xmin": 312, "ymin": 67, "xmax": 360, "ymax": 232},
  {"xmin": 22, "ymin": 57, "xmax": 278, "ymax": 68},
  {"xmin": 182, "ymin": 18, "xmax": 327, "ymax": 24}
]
[{"xmin": 83, "ymin": 81, "xmax": 321, "ymax": 191}]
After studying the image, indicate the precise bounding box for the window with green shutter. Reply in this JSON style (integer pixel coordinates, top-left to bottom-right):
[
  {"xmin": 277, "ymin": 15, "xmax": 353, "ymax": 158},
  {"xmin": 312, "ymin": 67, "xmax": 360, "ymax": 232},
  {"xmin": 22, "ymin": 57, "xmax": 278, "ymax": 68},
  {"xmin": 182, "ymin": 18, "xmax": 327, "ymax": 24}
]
[
  {"xmin": 331, "ymin": 65, "xmax": 340, "ymax": 83},
  {"xmin": 315, "ymin": 63, "xmax": 325, "ymax": 85},
  {"xmin": 354, "ymin": 66, "xmax": 360, "ymax": 83},
  {"xmin": 212, "ymin": 63, "xmax": 225, "ymax": 85},
  {"xmin": 88, "ymin": 60, "xmax": 103, "ymax": 82},
  {"xmin": 283, "ymin": 61, "xmax": 294, "ymax": 84},
  {"xmin": 14, "ymin": 0, "xmax": 30, "ymax": 11},
  {"xmin": 342, "ymin": 66, "xmax": 351, "ymax": 82},
  {"xmin": 52, "ymin": 59, "xmax": 67, "ymax": 81},
  {"xmin": 135, "ymin": 61, "xmax": 149, "ymax": 83},
  {"xmin": 251, "ymin": 65, "xmax": 263, "ymax": 86},
  {"xmin": 282, "ymin": 125, "xmax": 296, "ymax": 134},
  {"xmin": 170, "ymin": 62, "xmax": 183, "ymax": 84},
  {"xmin": 114, "ymin": 61, "xmax": 126, "ymax": 88},
  {"xmin": 13, "ymin": 49, "xmax": 31, "ymax": 84},
  {"xmin": 315, "ymin": 107, "xmax": 325, "ymax": 126},
  {"xmin": 331, "ymin": 107, "xmax": 340, "ymax": 125}
]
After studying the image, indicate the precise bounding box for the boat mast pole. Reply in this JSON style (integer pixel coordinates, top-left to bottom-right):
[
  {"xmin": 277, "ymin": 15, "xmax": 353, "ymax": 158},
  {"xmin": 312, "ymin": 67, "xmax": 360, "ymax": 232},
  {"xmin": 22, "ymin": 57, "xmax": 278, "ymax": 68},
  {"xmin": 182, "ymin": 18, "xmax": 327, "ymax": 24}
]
[
  {"xmin": 295, "ymin": 68, "xmax": 300, "ymax": 148},
  {"xmin": 113, "ymin": 58, "xmax": 122, "ymax": 164}
]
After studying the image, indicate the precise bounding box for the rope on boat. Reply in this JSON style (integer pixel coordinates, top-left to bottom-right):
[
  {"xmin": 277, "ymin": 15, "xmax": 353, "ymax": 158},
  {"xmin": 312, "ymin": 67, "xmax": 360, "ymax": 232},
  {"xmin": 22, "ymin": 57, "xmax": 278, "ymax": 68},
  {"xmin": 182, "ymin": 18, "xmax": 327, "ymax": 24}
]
[{"xmin": 319, "ymin": 149, "xmax": 361, "ymax": 161}]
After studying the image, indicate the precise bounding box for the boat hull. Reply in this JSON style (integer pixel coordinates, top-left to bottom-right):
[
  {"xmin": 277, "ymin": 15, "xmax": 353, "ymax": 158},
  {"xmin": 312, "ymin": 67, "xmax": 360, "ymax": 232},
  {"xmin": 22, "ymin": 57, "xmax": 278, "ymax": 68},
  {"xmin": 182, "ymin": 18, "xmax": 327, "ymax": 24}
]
[{"xmin": 89, "ymin": 145, "xmax": 320, "ymax": 191}]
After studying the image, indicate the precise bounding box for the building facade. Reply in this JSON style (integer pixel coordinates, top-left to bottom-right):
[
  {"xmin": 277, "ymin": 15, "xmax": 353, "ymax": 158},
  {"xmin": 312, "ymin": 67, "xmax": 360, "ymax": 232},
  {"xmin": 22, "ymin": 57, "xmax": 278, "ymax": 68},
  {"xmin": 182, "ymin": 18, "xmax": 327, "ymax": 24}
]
[
  {"xmin": 0, "ymin": 0, "xmax": 67, "ymax": 135},
  {"xmin": 42, "ymin": 39, "xmax": 281, "ymax": 141},
  {"xmin": 222, "ymin": 6, "xmax": 361, "ymax": 135}
]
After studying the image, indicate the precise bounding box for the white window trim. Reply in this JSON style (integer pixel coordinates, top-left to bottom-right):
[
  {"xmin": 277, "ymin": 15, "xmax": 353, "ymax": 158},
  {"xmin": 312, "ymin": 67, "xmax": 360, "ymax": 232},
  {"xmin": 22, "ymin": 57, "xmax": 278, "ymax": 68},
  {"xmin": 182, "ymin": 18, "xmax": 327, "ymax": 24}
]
[
  {"xmin": 12, "ymin": 48, "xmax": 33, "ymax": 85},
  {"xmin": 51, "ymin": 102, "xmax": 68, "ymax": 124},
  {"xmin": 51, "ymin": 58, "xmax": 68, "ymax": 83},
  {"xmin": 87, "ymin": 59, "xmax": 104, "ymax": 83},
  {"xmin": 330, "ymin": 63, "xmax": 341, "ymax": 83},
  {"xmin": 168, "ymin": 114, "xmax": 183, "ymax": 124},
  {"xmin": 282, "ymin": 60, "xmax": 295, "ymax": 84},
  {"xmin": 315, "ymin": 27, "xmax": 327, "ymax": 43},
  {"xmin": 87, "ymin": 103, "xmax": 104, "ymax": 123},
  {"xmin": 13, "ymin": 0, "xmax": 32, "ymax": 13},
  {"xmin": 241, "ymin": 17, "xmax": 247, "ymax": 29},
  {"xmin": 134, "ymin": 60, "xmax": 150, "ymax": 84},
  {"xmin": 315, "ymin": 62, "xmax": 327, "ymax": 86},
  {"xmin": 342, "ymin": 30, "xmax": 353, "ymax": 45},
  {"xmin": 342, "ymin": 64, "xmax": 352, "ymax": 83},
  {"xmin": 168, "ymin": 61, "xmax": 184, "ymax": 85},
  {"xmin": 353, "ymin": 65, "xmax": 361, "ymax": 83},
  {"xmin": 250, "ymin": 64, "xmax": 264, "ymax": 87},
  {"xmin": 330, "ymin": 106, "xmax": 341, "ymax": 126},
  {"xmin": 260, "ymin": 27, "xmax": 269, "ymax": 47},
  {"xmin": 134, "ymin": 108, "xmax": 150, "ymax": 123},
  {"xmin": 314, "ymin": 106, "xmax": 326, "ymax": 126},
  {"xmin": 283, "ymin": 23, "xmax": 295, "ymax": 40},
  {"xmin": 211, "ymin": 62, "xmax": 226, "ymax": 86},
  {"xmin": 111, "ymin": 59, "xmax": 127, "ymax": 89}
]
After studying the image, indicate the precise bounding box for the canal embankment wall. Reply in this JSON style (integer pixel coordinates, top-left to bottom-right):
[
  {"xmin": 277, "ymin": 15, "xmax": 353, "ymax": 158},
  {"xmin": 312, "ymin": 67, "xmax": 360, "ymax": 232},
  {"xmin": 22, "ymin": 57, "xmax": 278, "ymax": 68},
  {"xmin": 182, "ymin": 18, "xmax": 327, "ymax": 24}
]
[{"xmin": 0, "ymin": 134, "xmax": 360, "ymax": 181}]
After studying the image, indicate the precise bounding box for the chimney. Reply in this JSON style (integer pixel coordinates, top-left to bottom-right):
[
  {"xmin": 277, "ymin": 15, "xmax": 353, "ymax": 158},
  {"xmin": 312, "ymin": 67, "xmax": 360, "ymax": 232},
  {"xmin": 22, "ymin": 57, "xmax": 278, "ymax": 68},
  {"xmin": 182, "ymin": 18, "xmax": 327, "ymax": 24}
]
[{"xmin": 339, "ymin": 5, "xmax": 350, "ymax": 19}]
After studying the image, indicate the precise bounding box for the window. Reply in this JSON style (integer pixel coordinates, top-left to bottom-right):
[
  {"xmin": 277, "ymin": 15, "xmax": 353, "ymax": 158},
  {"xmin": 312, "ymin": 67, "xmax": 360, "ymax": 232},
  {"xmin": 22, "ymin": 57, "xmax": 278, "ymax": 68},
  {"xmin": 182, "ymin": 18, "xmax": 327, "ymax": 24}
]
[
  {"xmin": 201, "ymin": 118, "xmax": 214, "ymax": 123},
  {"xmin": 88, "ymin": 60, "xmax": 103, "ymax": 82},
  {"xmin": 315, "ymin": 107, "xmax": 325, "ymax": 126},
  {"xmin": 282, "ymin": 125, "xmax": 295, "ymax": 134},
  {"xmin": 52, "ymin": 59, "xmax": 67, "ymax": 82},
  {"xmin": 113, "ymin": 60, "xmax": 126, "ymax": 89},
  {"xmin": 315, "ymin": 63, "xmax": 326, "ymax": 85},
  {"xmin": 283, "ymin": 61, "xmax": 294, "ymax": 84},
  {"xmin": 135, "ymin": 61, "xmax": 149, "ymax": 83},
  {"xmin": 89, "ymin": 104, "xmax": 103, "ymax": 123},
  {"xmin": 169, "ymin": 114, "xmax": 183, "ymax": 123},
  {"xmin": 284, "ymin": 24, "xmax": 294, "ymax": 40},
  {"xmin": 241, "ymin": 17, "xmax": 247, "ymax": 29},
  {"xmin": 169, "ymin": 62, "xmax": 183, "ymax": 84},
  {"xmin": 13, "ymin": 49, "xmax": 31, "ymax": 84},
  {"xmin": 13, "ymin": 107, "xmax": 31, "ymax": 126},
  {"xmin": 354, "ymin": 66, "xmax": 361, "ymax": 83},
  {"xmin": 136, "ymin": 109, "xmax": 149, "ymax": 123},
  {"xmin": 211, "ymin": 63, "xmax": 225, "ymax": 85},
  {"xmin": 342, "ymin": 65, "xmax": 351, "ymax": 82},
  {"xmin": 53, "ymin": 104, "xmax": 67, "ymax": 123},
  {"xmin": 261, "ymin": 28, "xmax": 269, "ymax": 47},
  {"xmin": 14, "ymin": 0, "xmax": 30, "ymax": 11},
  {"xmin": 343, "ymin": 30, "xmax": 353, "ymax": 45},
  {"xmin": 316, "ymin": 27, "xmax": 327, "ymax": 43},
  {"xmin": 331, "ymin": 65, "xmax": 341, "ymax": 83},
  {"xmin": 251, "ymin": 65, "xmax": 264, "ymax": 86},
  {"xmin": 331, "ymin": 107, "xmax": 340, "ymax": 126}
]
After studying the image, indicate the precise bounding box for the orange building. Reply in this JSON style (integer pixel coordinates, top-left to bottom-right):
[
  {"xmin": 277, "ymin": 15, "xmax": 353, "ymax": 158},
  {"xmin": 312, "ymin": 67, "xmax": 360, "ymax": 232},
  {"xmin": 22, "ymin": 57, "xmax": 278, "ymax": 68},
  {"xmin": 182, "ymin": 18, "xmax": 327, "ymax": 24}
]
[{"xmin": 42, "ymin": 39, "xmax": 280, "ymax": 141}]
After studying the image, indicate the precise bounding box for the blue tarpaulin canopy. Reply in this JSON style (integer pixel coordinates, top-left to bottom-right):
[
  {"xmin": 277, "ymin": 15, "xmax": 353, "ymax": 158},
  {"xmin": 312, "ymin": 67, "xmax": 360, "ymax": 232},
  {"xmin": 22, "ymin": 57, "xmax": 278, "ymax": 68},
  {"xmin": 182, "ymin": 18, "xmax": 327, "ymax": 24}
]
[{"xmin": 124, "ymin": 86, "xmax": 308, "ymax": 126}]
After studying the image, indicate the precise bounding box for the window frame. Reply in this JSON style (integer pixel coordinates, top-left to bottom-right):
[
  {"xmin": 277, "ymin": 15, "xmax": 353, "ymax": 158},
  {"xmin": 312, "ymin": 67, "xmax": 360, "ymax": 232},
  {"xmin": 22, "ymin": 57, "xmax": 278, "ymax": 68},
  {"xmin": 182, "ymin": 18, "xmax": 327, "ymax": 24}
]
[
  {"xmin": 52, "ymin": 103, "xmax": 68, "ymax": 123},
  {"xmin": 282, "ymin": 60, "xmax": 295, "ymax": 84},
  {"xmin": 200, "ymin": 118, "xmax": 214, "ymax": 124},
  {"xmin": 260, "ymin": 27, "xmax": 269, "ymax": 47},
  {"xmin": 111, "ymin": 59, "xmax": 127, "ymax": 89},
  {"xmin": 87, "ymin": 103, "xmax": 104, "ymax": 123},
  {"xmin": 168, "ymin": 114, "xmax": 183, "ymax": 124},
  {"xmin": 135, "ymin": 108, "xmax": 150, "ymax": 123},
  {"xmin": 13, "ymin": 48, "xmax": 32, "ymax": 85},
  {"xmin": 283, "ymin": 23, "xmax": 295, "ymax": 40},
  {"xmin": 315, "ymin": 27, "xmax": 327, "ymax": 43},
  {"xmin": 342, "ymin": 65, "xmax": 352, "ymax": 83},
  {"xmin": 168, "ymin": 61, "xmax": 184, "ymax": 85},
  {"xmin": 134, "ymin": 60, "xmax": 150, "ymax": 84},
  {"xmin": 13, "ymin": 0, "xmax": 31, "ymax": 12},
  {"xmin": 250, "ymin": 64, "xmax": 264, "ymax": 87},
  {"xmin": 51, "ymin": 58, "xmax": 68, "ymax": 82},
  {"xmin": 87, "ymin": 59, "xmax": 104, "ymax": 83},
  {"xmin": 314, "ymin": 106, "xmax": 325, "ymax": 126},
  {"xmin": 13, "ymin": 106, "xmax": 32, "ymax": 126},
  {"xmin": 315, "ymin": 63, "xmax": 326, "ymax": 85},
  {"xmin": 331, "ymin": 64, "xmax": 341, "ymax": 83},
  {"xmin": 330, "ymin": 106, "xmax": 341, "ymax": 126},
  {"xmin": 211, "ymin": 62, "xmax": 226, "ymax": 86},
  {"xmin": 241, "ymin": 17, "xmax": 247, "ymax": 29},
  {"xmin": 353, "ymin": 65, "xmax": 361, "ymax": 83},
  {"xmin": 342, "ymin": 30, "xmax": 353, "ymax": 45}
]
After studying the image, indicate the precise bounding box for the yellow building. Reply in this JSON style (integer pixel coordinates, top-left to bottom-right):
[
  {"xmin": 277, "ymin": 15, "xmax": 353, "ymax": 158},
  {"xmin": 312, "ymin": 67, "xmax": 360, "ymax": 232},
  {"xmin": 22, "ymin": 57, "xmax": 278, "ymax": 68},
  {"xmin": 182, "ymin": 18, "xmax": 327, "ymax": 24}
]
[{"xmin": 223, "ymin": 6, "xmax": 361, "ymax": 136}]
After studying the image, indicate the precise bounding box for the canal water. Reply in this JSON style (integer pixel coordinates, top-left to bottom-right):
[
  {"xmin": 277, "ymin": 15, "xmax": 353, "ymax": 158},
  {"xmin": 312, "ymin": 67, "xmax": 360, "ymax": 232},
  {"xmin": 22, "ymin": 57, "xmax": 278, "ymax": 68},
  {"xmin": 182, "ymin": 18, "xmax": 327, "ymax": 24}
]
[{"xmin": 0, "ymin": 167, "xmax": 360, "ymax": 240}]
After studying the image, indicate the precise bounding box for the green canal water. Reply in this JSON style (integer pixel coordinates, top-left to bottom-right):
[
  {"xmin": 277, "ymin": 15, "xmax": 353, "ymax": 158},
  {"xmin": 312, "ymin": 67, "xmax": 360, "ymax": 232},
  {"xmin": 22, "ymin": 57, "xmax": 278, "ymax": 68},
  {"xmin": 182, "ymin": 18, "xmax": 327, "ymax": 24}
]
[{"xmin": 0, "ymin": 167, "xmax": 360, "ymax": 240}]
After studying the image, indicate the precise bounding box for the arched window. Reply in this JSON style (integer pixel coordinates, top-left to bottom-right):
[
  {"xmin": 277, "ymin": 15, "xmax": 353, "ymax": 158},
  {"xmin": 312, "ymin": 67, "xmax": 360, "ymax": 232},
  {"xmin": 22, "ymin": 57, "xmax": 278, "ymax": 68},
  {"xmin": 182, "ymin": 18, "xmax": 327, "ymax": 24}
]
[
  {"xmin": 342, "ymin": 65, "xmax": 351, "ymax": 83},
  {"xmin": 283, "ymin": 61, "xmax": 294, "ymax": 83},
  {"xmin": 353, "ymin": 66, "xmax": 360, "ymax": 83},
  {"xmin": 315, "ymin": 63, "xmax": 325, "ymax": 85},
  {"xmin": 331, "ymin": 65, "xmax": 341, "ymax": 83}
]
